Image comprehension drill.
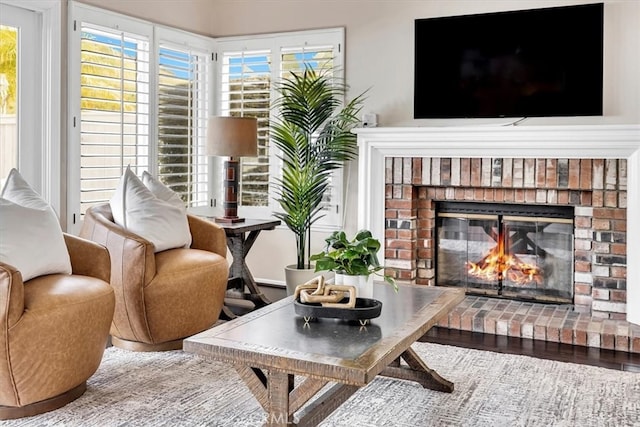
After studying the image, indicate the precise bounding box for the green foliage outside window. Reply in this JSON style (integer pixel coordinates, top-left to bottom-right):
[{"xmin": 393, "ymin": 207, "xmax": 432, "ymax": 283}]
[{"xmin": 0, "ymin": 26, "xmax": 17, "ymax": 114}]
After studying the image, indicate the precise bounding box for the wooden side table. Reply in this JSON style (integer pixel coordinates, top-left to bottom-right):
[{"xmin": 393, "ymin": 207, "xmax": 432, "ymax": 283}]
[{"xmin": 188, "ymin": 207, "xmax": 281, "ymax": 319}]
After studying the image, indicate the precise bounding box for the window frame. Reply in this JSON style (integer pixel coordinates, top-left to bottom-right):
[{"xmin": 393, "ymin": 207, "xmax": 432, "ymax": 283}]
[
  {"xmin": 67, "ymin": 2, "xmax": 215, "ymax": 233},
  {"xmin": 0, "ymin": 0, "xmax": 61, "ymax": 214},
  {"xmin": 155, "ymin": 26, "xmax": 214, "ymax": 207},
  {"xmin": 214, "ymin": 28, "xmax": 346, "ymax": 230},
  {"xmin": 68, "ymin": 3, "xmax": 347, "ymax": 233}
]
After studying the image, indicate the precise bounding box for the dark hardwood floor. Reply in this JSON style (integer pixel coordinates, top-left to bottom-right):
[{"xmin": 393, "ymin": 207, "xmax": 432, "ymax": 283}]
[
  {"xmin": 255, "ymin": 284, "xmax": 640, "ymax": 372},
  {"xmin": 422, "ymin": 327, "xmax": 640, "ymax": 372}
]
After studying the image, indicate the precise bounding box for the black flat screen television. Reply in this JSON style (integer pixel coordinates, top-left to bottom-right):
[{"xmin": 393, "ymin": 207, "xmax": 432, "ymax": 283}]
[{"xmin": 414, "ymin": 3, "xmax": 604, "ymax": 119}]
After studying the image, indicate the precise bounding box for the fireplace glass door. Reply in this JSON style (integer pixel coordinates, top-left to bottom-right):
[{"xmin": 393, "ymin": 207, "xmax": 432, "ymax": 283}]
[{"xmin": 436, "ymin": 202, "xmax": 574, "ymax": 303}]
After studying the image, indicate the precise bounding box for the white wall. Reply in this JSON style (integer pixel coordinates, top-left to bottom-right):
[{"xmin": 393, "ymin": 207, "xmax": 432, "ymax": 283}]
[
  {"xmin": 76, "ymin": 0, "xmax": 214, "ymax": 35},
  {"xmin": 72, "ymin": 0, "xmax": 640, "ymax": 285},
  {"xmin": 208, "ymin": 0, "xmax": 640, "ymax": 127}
]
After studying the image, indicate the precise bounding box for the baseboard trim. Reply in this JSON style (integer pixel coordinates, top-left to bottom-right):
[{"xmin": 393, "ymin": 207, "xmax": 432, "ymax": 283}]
[{"xmin": 255, "ymin": 279, "xmax": 285, "ymax": 288}]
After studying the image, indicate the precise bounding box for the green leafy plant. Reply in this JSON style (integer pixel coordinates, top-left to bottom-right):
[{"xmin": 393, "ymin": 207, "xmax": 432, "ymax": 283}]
[
  {"xmin": 310, "ymin": 230, "xmax": 397, "ymax": 290},
  {"xmin": 271, "ymin": 65, "xmax": 366, "ymax": 269}
]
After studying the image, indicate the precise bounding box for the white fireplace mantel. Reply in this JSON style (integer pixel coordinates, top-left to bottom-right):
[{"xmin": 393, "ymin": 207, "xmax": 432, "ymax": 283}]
[{"xmin": 355, "ymin": 124, "xmax": 640, "ymax": 325}]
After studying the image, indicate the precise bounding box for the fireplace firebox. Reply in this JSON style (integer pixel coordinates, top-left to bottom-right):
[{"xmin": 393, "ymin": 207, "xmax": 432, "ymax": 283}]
[{"xmin": 436, "ymin": 202, "xmax": 574, "ymax": 304}]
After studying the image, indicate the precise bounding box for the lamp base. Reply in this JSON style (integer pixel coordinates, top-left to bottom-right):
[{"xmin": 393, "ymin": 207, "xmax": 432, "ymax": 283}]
[
  {"xmin": 215, "ymin": 216, "xmax": 245, "ymax": 224},
  {"xmin": 217, "ymin": 158, "xmax": 244, "ymax": 224}
]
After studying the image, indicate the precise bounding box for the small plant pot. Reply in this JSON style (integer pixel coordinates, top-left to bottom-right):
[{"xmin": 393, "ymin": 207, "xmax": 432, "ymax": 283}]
[{"xmin": 342, "ymin": 274, "xmax": 373, "ymax": 299}]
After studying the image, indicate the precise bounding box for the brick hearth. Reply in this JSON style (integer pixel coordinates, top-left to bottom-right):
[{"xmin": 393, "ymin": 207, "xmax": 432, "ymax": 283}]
[{"xmin": 438, "ymin": 295, "xmax": 640, "ymax": 353}]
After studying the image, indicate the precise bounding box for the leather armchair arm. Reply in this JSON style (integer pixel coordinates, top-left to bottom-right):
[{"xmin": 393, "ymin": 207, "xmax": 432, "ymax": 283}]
[
  {"xmin": 188, "ymin": 214, "xmax": 228, "ymax": 257},
  {"xmin": 0, "ymin": 262, "xmax": 22, "ymax": 407},
  {"xmin": 64, "ymin": 233, "xmax": 111, "ymax": 283},
  {"xmin": 80, "ymin": 204, "xmax": 156, "ymax": 342},
  {"xmin": 79, "ymin": 204, "xmax": 157, "ymax": 285},
  {"xmin": 0, "ymin": 262, "xmax": 24, "ymax": 330}
]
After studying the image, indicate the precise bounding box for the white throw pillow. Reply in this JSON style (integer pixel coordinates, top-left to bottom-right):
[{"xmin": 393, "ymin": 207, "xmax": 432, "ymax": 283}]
[
  {"xmin": 141, "ymin": 171, "xmax": 192, "ymax": 248},
  {"xmin": 141, "ymin": 171, "xmax": 186, "ymax": 212},
  {"xmin": 0, "ymin": 169, "xmax": 72, "ymax": 281},
  {"xmin": 109, "ymin": 167, "xmax": 192, "ymax": 252}
]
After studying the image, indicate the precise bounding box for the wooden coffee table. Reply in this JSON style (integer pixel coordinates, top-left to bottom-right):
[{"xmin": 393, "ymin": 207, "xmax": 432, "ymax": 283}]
[{"xmin": 184, "ymin": 283, "xmax": 464, "ymax": 427}]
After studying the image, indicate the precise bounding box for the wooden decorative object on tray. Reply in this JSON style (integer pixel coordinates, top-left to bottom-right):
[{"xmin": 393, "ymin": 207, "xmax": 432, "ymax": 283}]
[
  {"xmin": 293, "ymin": 275, "xmax": 383, "ymax": 325},
  {"xmin": 294, "ymin": 275, "xmax": 356, "ymax": 308}
]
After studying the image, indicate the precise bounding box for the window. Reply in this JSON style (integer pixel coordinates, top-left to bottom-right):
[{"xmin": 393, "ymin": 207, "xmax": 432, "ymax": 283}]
[
  {"xmin": 215, "ymin": 28, "xmax": 345, "ymax": 227},
  {"xmin": 0, "ymin": 2, "xmax": 41, "ymax": 191},
  {"xmin": 0, "ymin": 21, "xmax": 19, "ymax": 181},
  {"xmin": 218, "ymin": 49, "xmax": 271, "ymax": 208},
  {"xmin": 77, "ymin": 23, "xmax": 151, "ymax": 214},
  {"xmin": 69, "ymin": 4, "xmax": 345, "ymax": 231},
  {"xmin": 156, "ymin": 29, "xmax": 210, "ymax": 207},
  {"xmin": 0, "ymin": 0, "xmax": 61, "ymax": 214},
  {"xmin": 68, "ymin": 3, "xmax": 213, "ymax": 231}
]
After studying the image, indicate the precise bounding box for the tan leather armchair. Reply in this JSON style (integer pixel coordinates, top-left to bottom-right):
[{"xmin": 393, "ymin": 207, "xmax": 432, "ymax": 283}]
[
  {"xmin": 80, "ymin": 203, "xmax": 229, "ymax": 352},
  {"xmin": 0, "ymin": 234, "xmax": 115, "ymax": 420}
]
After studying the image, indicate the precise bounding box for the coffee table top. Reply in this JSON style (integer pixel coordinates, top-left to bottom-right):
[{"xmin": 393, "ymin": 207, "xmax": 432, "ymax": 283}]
[{"xmin": 184, "ymin": 284, "xmax": 464, "ymax": 385}]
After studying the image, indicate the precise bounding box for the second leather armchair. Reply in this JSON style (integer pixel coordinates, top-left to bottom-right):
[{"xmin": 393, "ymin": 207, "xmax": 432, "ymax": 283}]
[{"xmin": 80, "ymin": 203, "xmax": 229, "ymax": 351}]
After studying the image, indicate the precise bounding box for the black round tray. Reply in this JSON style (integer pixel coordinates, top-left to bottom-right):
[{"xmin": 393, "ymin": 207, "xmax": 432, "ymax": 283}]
[{"xmin": 294, "ymin": 297, "xmax": 383, "ymax": 322}]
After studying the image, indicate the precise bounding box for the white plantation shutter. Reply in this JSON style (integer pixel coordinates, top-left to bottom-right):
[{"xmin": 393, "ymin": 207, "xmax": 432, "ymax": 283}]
[
  {"xmin": 69, "ymin": 4, "xmax": 215, "ymax": 230},
  {"xmin": 216, "ymin": 28, "xmax": 345, "ymax": 227},
  {"xmin": 78, "ymin": 24, "xmax": 150, "ymax": 216},
  {"xmin": 219, "ymin": 49, "xmax": 271, "ymax": 208},
  {"xmin": 69, "ymin": 5, "xmax": 343, "ymax": 231},
  {"xmin": 157, "ymin": 42, "xmax": 210, "ymax": 206},
  {"xmin": 280, "ymin": 45, "xmax": 342, "ymax": 227},
  {"xmin": 280, "ymin": 45, "xmax": 334, "ymax": 75}
]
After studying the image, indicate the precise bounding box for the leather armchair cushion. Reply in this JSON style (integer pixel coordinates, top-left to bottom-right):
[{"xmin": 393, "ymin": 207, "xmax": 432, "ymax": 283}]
[{"xmin": 141, "ymin": 248, "xmax": 228, "ymax": 344}]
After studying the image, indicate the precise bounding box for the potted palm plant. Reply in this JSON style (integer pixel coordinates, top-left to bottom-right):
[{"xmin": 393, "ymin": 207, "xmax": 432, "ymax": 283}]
[
  {"xmin": 271, "ymin": 65, "xmax": 365, "ymax": 294},
  {"xmin": 310, "ymin": 229, "xmax": 397, "ymax": 298}
]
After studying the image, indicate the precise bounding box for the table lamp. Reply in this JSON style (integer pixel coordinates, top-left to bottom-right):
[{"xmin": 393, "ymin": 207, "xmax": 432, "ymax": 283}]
[{"xmin": 207, "ymin": 116, "xmax": 258, "ymax": 223}]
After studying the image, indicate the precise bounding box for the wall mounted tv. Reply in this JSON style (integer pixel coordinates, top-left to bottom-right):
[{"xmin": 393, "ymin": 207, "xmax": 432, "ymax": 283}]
[{"xmin": 414, "ymin": 3, "xmax": 604, "ymax": 119}]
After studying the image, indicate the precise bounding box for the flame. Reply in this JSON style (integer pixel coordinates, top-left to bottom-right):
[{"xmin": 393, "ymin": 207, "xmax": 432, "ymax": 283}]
[{"xmin": 466, "ymin": 235, "xmax": 543, "ymax": 285}]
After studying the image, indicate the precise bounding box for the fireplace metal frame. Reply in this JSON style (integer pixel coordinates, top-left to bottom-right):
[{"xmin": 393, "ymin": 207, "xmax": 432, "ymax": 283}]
[{"xmin": 435, "ymin": 201, "xmax": 574, "ymax": 304}]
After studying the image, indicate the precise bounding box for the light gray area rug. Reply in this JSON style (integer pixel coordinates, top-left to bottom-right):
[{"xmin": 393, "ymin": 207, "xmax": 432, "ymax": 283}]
[{"xmin": 5, "ymin": 342, "xmax": 639, "ymax": 427}]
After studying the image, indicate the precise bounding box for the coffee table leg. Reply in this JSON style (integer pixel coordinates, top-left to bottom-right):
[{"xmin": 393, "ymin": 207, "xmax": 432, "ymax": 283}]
[
  {"xmin": 266, "ymin": 371, "xmax": 295, "ymax": 426},
  {"xmin": 295, "ymin": 383, "xmax": 359, "ymax": 427},
  {"xmin": 235, "ymin": 364, "xmax": 361, "ymax": 427},
  {"xmin": 380, "ymin": 346, "xmax": 454, "ymax": 392}
]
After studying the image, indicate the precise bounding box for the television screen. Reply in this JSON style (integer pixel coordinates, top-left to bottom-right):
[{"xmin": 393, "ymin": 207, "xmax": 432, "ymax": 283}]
[{"xmin": 414, "ymin": 3, "xmax": 604, "ymax": 119}]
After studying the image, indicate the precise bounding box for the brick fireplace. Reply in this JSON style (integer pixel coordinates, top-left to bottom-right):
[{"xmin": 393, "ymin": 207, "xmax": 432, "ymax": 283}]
[
  {"xmin": 355, "ymin": 125, "xmax": 640, "ymax": 352},
  {"xmin": 386, "ymin": 157, "xmax": 626, "ymax": 318}
]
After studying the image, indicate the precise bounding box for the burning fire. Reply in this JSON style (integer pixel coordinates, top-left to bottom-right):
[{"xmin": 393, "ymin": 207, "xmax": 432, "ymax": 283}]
[{"xmin": 466, "ymin": 237, "xmax": 543, "ymax": 285}]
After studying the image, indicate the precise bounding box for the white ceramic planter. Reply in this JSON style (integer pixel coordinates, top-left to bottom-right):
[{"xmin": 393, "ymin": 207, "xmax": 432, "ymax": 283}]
[
  {"xmin": 342, "ymin": 274, "xmax": 373, "ymax": 299},
  {"xmin": 284, "ymin": 265, "xmax": 334, "ymax": 296}
]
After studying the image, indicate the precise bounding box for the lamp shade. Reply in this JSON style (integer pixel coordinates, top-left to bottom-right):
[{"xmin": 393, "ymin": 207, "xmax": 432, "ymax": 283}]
[{"xmin": 207, "ymin": 116, "xmax": 258, "ymax": 157}]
